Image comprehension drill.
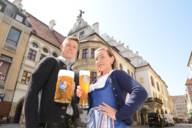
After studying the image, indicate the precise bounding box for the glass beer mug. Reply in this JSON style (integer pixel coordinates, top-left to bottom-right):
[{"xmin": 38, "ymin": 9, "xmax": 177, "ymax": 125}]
[
  {"xmin": 54, "ymin": 70, "xmax": 75, "ymax": 104},
  {"xmin": 79, "ymin": 70, "xmax": 90, "ymax": 108}
]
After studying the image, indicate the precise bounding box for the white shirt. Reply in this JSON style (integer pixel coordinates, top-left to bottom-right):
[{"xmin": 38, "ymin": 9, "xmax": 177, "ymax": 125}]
[{"xmin": 57, "ymin": 56, "xmax": 72, "ymax": 70}]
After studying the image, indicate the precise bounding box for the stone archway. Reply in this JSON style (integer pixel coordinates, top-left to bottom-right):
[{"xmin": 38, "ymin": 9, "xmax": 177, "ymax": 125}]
[
  {"xmin": 13, "ymin": 97, "xmax": 24, "ymax": 123},
  {"xmin": 140, "ymin": 107, "xmax": 148, "ymax": 125}
]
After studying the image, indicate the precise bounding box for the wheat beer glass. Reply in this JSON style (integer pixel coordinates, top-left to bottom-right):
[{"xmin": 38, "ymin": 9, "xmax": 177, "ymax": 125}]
[
  {"xmin": 79, "ymin": 70, "xmax": 90, "ymax": 108},
  {"xmin": 54, "ymin": 70, "xmax": 74, "ymax": 104}
]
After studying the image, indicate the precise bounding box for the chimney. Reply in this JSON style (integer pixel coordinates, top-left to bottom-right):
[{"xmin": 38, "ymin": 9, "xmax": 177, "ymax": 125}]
[
  {"xmin": 13, "ymin": 0, "xmax": 23, "ymax": 9},
  {"xmin": 92, "ymin": 22, "xmax": 99, "ymax": 34},
  {"xmin": 49, "ymin": 19, "xmax": 56, "ymax": 30}
]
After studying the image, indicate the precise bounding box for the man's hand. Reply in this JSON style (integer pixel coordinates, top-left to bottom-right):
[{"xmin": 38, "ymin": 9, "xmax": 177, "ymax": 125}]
[{"xmin": 76, "ymin": 86, "xmax": 83, "ymax": 97}]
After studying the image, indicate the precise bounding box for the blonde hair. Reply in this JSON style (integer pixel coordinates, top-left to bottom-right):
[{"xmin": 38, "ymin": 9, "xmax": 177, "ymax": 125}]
[
  {"xmin": 95, "ymin": 47, "xmax": 116, "ymax": 69},
  {"xmin": 65, "ymin": 35, "xmax": 79, "ymax": 44}
]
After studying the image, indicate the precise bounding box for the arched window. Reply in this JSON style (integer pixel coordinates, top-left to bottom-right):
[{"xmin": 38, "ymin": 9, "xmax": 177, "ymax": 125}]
[
  {"xmin": 32, "ymin": 42, "xmax": 38, "ymax": 48},
  {"xmin": 52, "ymin": 52, "xmax": 58, "ymax": 57},
  {"xmin": 43, "ymin": 47, "xmax": 49, "ymax": 53},
  {"xmin": 151, "ymin": 76, "xmax": 155, "ymax": 87}
]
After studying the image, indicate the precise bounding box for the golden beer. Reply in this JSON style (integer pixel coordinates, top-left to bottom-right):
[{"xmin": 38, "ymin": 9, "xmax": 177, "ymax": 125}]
[
  {"xmin": 54, "ymin": 70, "xmax": 74, "ymax": 104},
  {"xmin": 79, "ymin": 70, "xmax": 90, "ymax": 108}
]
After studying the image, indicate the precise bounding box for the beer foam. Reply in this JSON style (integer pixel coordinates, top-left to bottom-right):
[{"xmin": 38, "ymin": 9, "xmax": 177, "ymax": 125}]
[
  {"xmin": 58, "ymin": 70, "xmax": 74, "ymax": 78},
  {"xmin": 80, "ymin": 70, "xmax": 90, "ymax": 76}
]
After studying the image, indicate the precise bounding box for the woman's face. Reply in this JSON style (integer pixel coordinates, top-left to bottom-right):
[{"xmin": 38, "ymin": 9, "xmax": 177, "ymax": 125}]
[{"xmin": 95, "ymin": 49, "xmax": 114, "ymax": 74}]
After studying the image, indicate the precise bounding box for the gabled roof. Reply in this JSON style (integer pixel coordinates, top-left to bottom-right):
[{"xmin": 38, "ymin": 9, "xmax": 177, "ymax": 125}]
[{"xmin": 27, "ymin": 13, "xmax": 65, "ymax": 48}]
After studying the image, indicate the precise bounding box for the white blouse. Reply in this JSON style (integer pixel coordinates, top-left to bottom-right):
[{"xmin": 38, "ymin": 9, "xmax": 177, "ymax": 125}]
[{"xmin": 89, "ymin": 70, "xmax": 113, "ymax": 92}]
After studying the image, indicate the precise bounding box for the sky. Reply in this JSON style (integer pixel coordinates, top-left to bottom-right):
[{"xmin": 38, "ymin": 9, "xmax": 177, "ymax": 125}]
[{"xmin": 9, "ymin": 0, "xmax": 192, "ymax": 96}]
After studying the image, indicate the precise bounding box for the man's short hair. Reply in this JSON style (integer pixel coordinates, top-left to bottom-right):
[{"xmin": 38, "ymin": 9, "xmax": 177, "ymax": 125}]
[{"xmin": 65, "ymin": 36, "xmax": 79, "ymax": 44}]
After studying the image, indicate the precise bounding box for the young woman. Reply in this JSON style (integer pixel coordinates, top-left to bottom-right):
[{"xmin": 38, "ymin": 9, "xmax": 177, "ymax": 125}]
[{"xmin": 77, "ymin": 47, "xmax": 148, "ymax": 128}]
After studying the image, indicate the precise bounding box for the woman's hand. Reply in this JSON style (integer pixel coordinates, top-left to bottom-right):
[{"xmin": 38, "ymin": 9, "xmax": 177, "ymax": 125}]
[
  {"xmin": 76, "ymin": 85, "xmax": 83, "ymax": 97},
  {"xmin": 98, "ymin": 102, "xmax": 117, "ymax": 120}
]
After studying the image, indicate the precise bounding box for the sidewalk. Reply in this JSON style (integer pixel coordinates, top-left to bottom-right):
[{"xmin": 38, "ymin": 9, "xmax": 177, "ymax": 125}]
[
  {"xmin": 0, "ymin": 124, "xmax": 20, "ymax": 128},
  {"xmin": 0, "ymin": 124, "xmax": 147, "ymax": 128},
  {"xmin": 0, "ymin": 124, "xmax": 149, "ymax": 128}
]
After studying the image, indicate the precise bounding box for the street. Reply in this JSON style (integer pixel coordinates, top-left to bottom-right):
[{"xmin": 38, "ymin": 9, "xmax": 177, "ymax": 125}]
[
  {"xmin": 130, "ymin": 123, "xmax": 192, "ymax": 128},
  {"xmin": 0, "ymin": 123, "xmax": 192, "ymax": 128}
]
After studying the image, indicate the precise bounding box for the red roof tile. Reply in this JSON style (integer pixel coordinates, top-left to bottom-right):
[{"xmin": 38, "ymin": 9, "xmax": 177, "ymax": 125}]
[{"xmin": 27, "ymin": 13, "xmax": 65, "ymax": 48}]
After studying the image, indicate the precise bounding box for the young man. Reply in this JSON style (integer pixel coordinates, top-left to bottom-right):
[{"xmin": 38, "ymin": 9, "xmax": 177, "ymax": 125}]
[{"xmin": 25, "ymin": 36, "xmax": 79, "ymax": 128}]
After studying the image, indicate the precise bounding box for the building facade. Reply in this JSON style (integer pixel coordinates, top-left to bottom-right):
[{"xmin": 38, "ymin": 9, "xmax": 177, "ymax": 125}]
[
  {"xmin": 68, "ymin": 14, "xmax": 173, "ymax": 125},
  {"xmin": 0, "ymin": 0, "xmax": 31, "ymax": 102},
  {"xmin": 11, "ymin": 14, "xmax": 64, "ymax": 118},
  {"xmin": 186, "ymin": 51, "xmax": 192, "ymax": 118},
  {"xmin": 172, "ymin": 95, "xmax": 187, "ymax": 119},
  {"xmin": 1, "ymin": 1, "xmax": 173, "ymax": 125}
]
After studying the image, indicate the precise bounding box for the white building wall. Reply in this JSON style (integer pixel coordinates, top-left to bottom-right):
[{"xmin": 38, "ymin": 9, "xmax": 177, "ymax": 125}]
[{"xmin": 135, "ymin": 67, "xmax": 151, "ymax": 97}]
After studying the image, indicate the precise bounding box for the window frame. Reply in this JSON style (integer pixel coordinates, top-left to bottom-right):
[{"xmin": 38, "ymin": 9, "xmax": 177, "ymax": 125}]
[
  {"xmin": 42, "ymin": 47, "xmax": 49, "ymax": 54},
  {"xmin": 15, "ymin": 13, "xmax": 26, "ymax": 23},
  {"xmin": 52, "ymin": 52, "xmax": 58, "ymax": 57},
  {"xmin": 39, "ymin": 54, "xmax": 46, "ymax": 61},
  {"xmin": 82, "ymin": 48, "xmax": 88, "ymax": 59},
  {"xmin": 91, "ymin": 48, "xmax": 95, "ymax": 58},
  {"xmin": 0, "ymin": 1, "xmax": 6, "ymax": 12},
  {"xmin": 32, "ymin": 42, "xmax": 39, "ymax": 48},
  {"xmin": 151, "ymin": 76, "xmax": 155, "ymax": 87},
  {"xmin": 27, "ymin": 48, "xmax": 37, "ymax": 61},
  {"xmin": 5, "ymin": 27, "xmax": 21, "ymax": 48},
  {"xmin": 0, "ymin": 55, "xmax": 12, "ymax": 87},
  {"xmin": 21, "ymin": 70, "xmax": 31, "ymax": 85}
]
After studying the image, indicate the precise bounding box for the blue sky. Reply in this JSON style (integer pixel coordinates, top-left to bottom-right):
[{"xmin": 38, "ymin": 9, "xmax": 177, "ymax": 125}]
[{"xmin": 9, "ymin": 0, "xmax": 192, "ymax": 95}]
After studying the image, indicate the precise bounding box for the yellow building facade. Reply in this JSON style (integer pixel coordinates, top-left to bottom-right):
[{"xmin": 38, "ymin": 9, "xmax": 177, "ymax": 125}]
[{"xmin": 0, "ymin": 0, "xmax": 31, "ymax": 102}]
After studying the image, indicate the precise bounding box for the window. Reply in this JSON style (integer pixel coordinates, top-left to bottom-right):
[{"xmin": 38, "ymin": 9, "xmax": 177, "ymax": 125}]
[
  {"xmin": 0, "ymin": 2, "xmax": 6, "ymax": 12},
  {"xmin": 91, "ymin": 48, "xmax": 95, "ymax": 58},
  {"xmin": 21, "ymin": 71, "xmax": 31, "ymax": 85},
  {"xmin": 6, "ymin": 27, "xmax": 21, "ymax": 47},
  {"xmin": 0, "ymin": 55, "xmax": 12, "ymax": 86},
  {"xmin": 156, "ymin": 82, "xmax": 160, "ymax": 91},
  {"xmin": 27, "ymin": 48, "xmax": 37, "ymax": 61},
  {"xmin": 127, "ymin": 69, "xmax": 130, "ymax": 75},
  {"xmin": 32, "ymin": 42, "xmax": 39, "ymax": 48},
  {"xmin": 43, "ymin": 47, "xmax": 49, "ymax": 53},
  {"xmin": 139, "ymin": 77, "xmax": 144, "ymax": 84},
  {"xmin": 119, "ymin": 64, "xmax": 123, "ymax": 70},
  {"xmin": 151, "ymin": 76, "xmax": 155, "ymax": 87},
  {"xmin": 131, "ymin": 72, "xmax": 134, "ymax": 79},
  {"xmin": 82, "ymin": 49, "xmax": 88, "ymax": 59},
  {"xmin": 52, "ymin": 52, "xmax": 58, "ymax": 57},
  {"xmin": 79, "ymin": 31, "xmax": 84, "ymax": 36},
  {"xmin": 90, "ymin": 71, "xmax": 97, "ymax": 82},
  {"xmin": 40, "ymin": 54, "xmax": 46, "ymax": 61},
  {"xmin": 15, "ymin": 14, "xmax": 25, "ymax": 23},
  {"xmin": 0, "ymin": 4, "xmax": 2, "ymax": 11}
]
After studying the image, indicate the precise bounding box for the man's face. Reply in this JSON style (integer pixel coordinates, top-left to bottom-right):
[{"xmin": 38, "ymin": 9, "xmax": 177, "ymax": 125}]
[{"xmin": 61, "ymin": 39, "xmax": 78, "ymax": 60}]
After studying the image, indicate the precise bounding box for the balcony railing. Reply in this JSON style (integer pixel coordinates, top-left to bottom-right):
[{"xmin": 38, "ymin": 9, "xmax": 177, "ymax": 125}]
[{"xmin": 146, "ymin": 97, "xmax": 163, "ymax": 104}]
